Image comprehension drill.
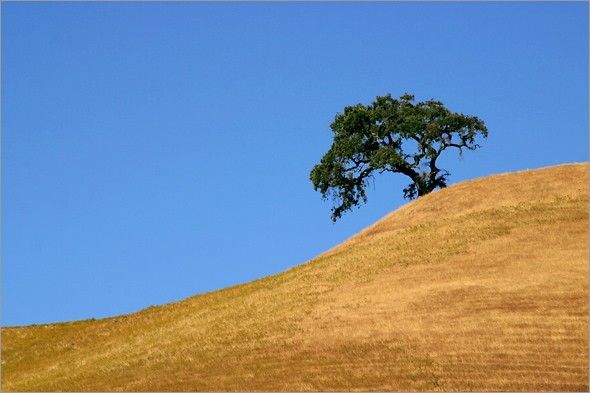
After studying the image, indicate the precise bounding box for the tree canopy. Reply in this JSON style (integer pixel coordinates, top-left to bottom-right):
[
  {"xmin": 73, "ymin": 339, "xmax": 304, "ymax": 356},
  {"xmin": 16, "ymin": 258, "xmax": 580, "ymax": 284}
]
[{"xmin": 310, "ymin": 93, "xmax": 488, "ymax": 221}]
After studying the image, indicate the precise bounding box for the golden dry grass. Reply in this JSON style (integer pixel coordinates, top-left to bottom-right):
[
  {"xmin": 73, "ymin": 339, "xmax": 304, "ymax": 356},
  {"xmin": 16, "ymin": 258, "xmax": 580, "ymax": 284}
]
[{"xmin": 2, "ymin": 163, "xmax": 588, "ymax": 391}]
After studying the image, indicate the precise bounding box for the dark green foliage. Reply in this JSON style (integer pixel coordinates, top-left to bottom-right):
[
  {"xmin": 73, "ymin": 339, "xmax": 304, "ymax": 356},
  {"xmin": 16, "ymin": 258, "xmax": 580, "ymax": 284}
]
[{"xmin": 310, "ymin": 93, "xmax": 488, "ymax": 221}]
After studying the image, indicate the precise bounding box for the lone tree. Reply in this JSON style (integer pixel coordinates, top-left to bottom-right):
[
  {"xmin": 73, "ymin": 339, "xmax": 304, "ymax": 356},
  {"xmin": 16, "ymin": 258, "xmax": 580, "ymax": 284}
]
[{"xmin": 310, "ymin": 93, "xmax": 488, "ymax": 221}]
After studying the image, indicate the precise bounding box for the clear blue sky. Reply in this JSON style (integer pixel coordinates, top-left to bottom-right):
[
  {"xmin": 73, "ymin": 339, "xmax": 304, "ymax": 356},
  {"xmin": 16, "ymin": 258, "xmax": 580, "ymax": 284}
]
[{"xmin": 2, "ymin": 2, "xmax": 588, "ymax": 326}]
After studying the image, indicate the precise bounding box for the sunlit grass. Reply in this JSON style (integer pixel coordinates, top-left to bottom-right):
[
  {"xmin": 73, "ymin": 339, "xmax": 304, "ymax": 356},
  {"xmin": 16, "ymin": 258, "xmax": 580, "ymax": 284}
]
[{"xmin": 2, "ymin": 163, "xmax": 588, "ymax": 391}]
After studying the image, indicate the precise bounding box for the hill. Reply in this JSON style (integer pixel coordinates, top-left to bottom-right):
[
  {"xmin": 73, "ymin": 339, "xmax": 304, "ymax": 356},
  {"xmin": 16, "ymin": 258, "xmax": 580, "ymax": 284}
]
[{"xmin": 2, "ymin": 163, "xmax": 588, "ymax": 391}]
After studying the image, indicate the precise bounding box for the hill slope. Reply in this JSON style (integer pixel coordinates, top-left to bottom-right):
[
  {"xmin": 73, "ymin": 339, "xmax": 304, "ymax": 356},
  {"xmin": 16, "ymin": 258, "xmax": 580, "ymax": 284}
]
[{"xmin": 2, "ymin": 163, "xmax": 588, "ymax": 391}]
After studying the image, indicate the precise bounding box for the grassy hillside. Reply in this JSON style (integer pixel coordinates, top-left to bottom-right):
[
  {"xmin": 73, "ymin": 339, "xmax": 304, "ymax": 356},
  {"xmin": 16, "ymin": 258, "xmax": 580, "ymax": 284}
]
[{"xmin": 2, "ymin": 163, "xmax": 588, "ymax": 391}]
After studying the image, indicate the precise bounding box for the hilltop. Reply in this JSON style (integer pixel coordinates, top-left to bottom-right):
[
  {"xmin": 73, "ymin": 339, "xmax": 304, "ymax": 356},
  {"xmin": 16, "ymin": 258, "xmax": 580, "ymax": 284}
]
[{"xmin": 2, "ymin": 163, "xmax": 588, "ymax": 391}]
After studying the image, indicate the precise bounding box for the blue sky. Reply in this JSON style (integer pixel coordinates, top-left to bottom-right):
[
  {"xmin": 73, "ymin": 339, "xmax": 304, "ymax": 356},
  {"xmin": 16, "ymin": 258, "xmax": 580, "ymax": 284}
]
[{"xmin": 2, "ymin": 2, "xmax": 588, "ymax": 326}]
